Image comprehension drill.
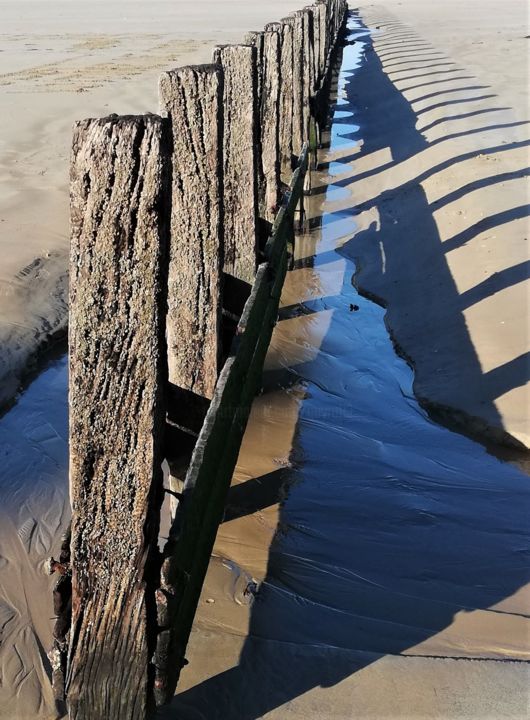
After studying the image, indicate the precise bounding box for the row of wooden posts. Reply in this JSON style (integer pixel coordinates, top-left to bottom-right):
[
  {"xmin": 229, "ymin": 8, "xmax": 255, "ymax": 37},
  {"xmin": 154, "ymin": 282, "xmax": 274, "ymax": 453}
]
[{"xmin": 49, "ymin": 1, "xmax": 348, "ymax": 718}]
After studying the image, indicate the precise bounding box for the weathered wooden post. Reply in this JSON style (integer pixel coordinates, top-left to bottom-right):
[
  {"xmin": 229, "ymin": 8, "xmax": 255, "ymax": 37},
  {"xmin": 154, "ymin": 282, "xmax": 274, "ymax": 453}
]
[
  {"xmin": 308, "ymin": 5, "xmax": 321, "ymax": 89},
  {"xmin": 284, "ymin": 13, "xmax": 305, "ymax": 163},
  {"xmin": 160, "ymin": 66, "xmax": 224, "ymax": 401},
  {"xmin": 67, "ymin": 114, "xmax": 170, "ymax": 720},
  {"xmin": 295, "ymin": 7, "xmax": 315, "ymax": 195},
  {"xmin": 296, "ymin": 8, "xmax": 314, "ymax": 145},
  {"xmin": 243, "ymin": 30, "xmax": 265, "ymax": 200},
  {"xmin": 275, "ymin": 21, "xmax": 294, "ymax": 177},
  {"xmin": 316, "ymin": 0, "xmax": 329, "ymax": 79},
  {"xmin": 260, "ymin": 25, "xmax": 281, "ymax": 222},
  {"xmin": 328, "ymin": 0, "xmax": 336, "ymax": 40},
  {"xmin": 212, "ymin": 44, "xmax": 259, "ymax": 285},
  {"xmin": 243, "ymin": 30, "xmax": 265, "ymax": 108},
  {"xmin": 159, "ymin": 65, "xmax": 224, "ymax": 521}
]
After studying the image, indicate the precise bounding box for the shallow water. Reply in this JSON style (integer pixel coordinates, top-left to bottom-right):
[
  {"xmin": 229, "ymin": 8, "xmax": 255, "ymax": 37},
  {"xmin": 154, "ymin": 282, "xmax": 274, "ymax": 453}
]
[
  {"xmin": 255, "ymin": 18, "xmax": 530, "ymax": 661},
  {"xmin": 0, "ymin": 354, "xmax": 68, "ymax": 718},
  {"xmin": 170, "ymin": 16, "xmax": 530, "ymax": 720},
  {"xmin": 0, "ymin": 15, "xmax": 529, "ymax": 720}
]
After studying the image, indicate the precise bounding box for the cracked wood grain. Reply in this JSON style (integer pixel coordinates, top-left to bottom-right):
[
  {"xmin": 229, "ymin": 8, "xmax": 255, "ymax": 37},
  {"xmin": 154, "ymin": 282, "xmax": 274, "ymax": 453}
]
[
  {"xmin": 260, "ymin": 26, "xmax": 281, "ymax": 222},
  {"xmin": 160, "ymin": 65, "xmax": 224, "ymax": 400},
  {"xmin": 212, "ymin": 45, "xmax": 259, "ymax": 284},
  {"xmin": 68, "ymin": 114, "xmax": 170, "ymax": 720}
]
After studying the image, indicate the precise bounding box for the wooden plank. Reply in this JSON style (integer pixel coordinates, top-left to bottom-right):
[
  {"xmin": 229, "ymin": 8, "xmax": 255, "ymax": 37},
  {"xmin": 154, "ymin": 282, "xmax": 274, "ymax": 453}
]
[
  {"xmin": 154, "ymin": 265, "xmax": 271, "ymax": 704},
  {"xmin": 153, "ymin": 124, "xmax": 310, "ymax": 712},
  {"xmin": 265, "ymin": 144, "xmax": 308, "ymax": 268},
  {"xmin": 212, "ymin": 45, "xmax": 259, "ymax": 284},
  {"xmin": 67, "ymin": 114, "xmax": 170, "ymax": 720},
  {"xmin": 160, "ymin": 65, "xmax": 224, "ymax": 400}
]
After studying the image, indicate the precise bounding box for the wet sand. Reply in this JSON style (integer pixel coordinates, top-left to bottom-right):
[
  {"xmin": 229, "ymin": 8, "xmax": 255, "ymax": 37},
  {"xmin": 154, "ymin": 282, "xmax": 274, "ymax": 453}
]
[
  {"xmin": 167, "ymin": 17, "xmax": 530, "ymax": 719},
  {"xmin": 0, "ymin": 356, "xmax": 68, "ymax": 719},
  {"xmin": 332, "ymin": 2, "xmax": 529, "ymax": 448}
]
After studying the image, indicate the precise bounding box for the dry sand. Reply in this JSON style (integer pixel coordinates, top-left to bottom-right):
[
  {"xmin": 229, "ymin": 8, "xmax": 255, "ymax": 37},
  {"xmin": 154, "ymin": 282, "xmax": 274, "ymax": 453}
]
[{"xmin": 0, "ymin": 1, "xmax": 529, "ymax": 719}]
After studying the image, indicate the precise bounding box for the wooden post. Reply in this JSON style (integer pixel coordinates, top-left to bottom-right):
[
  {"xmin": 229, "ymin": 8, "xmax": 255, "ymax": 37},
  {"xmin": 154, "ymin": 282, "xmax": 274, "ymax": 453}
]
[
  {"xmin": 243, "ymin": 31, "xmax": 264, "ymax": 109},
  {"xmin": 308, "ymin": 5, "xmax": 321, "ymax": 88},
  {"xmin": 285, "ymin": 13, "xmax": 305, "ymax": 161},
  {"xmin": 329, "ymin": 0, "xmax": 338, "ymax": 40},
  {"xmin": 67, "ymin": 114, "xmax": 170, "ymax": 720},
  {"xmin": 274, "ymin": 21, "xmax": 294, "ymax": 177},
  {"xmin": 260, "ymin": 25, "xmax": 281, "ymax": 222},
  {"xmin": 316, "ymin": 0, "xmax": 329, "ymax": 78},
  {"xmin": 241, "ymin": 30, "xmax": 268, "ymax": 245},
  {"xmin": 295, "ymin": 8, "xmax": 314, "ymax": 143},
  {"xmin": 212, "ymin": 45, "xmax": 259, "ymax": 285},
  {"xmin": 159, "ymin": 65, "xmax": 224, "ymax": 401},
  {"xmin": 327, "ymin": 0, "xmax": 335, "ymax": 43}
]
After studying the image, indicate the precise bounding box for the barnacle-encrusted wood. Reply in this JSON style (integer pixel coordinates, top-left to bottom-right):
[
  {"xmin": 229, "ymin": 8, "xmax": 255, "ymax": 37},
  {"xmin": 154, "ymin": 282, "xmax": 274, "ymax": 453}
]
[
  {"xmin": 68, "ymin": 114, "xmax": 169, "ymax": 720},
  {"xmin": 296, "ymin": 7, "xmax": 315, "ymax": 139},
  {"xmin": 260, "ymin": 26, "xmax": 281, "ymax": 221},
  {"xmin": 160, "ymin": 65, "xmax": 223, "ymax": 400},
  {"xmin": 212, "ymin": 45, "xmax": 259, "ymax": 284}
]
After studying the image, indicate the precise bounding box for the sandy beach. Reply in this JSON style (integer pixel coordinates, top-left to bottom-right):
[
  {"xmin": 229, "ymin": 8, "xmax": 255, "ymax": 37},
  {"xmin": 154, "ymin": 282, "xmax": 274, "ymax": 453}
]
[{"xmin": 0, "ymin": 0, "xmax": 529, "ymax": 718}]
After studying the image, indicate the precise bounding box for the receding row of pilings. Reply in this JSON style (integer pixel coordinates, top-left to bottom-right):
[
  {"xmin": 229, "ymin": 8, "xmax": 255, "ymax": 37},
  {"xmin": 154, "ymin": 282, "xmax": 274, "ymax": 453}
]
[{"xmin": 50, "ymin": 2, "xmax": 348, "ymax": 718}]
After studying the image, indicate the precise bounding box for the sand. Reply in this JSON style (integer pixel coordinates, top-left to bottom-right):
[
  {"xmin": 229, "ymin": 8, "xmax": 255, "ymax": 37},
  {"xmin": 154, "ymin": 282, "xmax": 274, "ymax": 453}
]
[
  {"xmin": 339, "ymin": 1, "xmax": 529, "ymax": 448},
  {"xmin": 167, "ymin": 16, "xmax": 530, "ymax": 718},
  {"xmin": 0, "ymin": 0, "xmax": 305, "ymax": 410},
  {"xmin": 0, "ymin": 1, "xmax": 529, "ymax": 718}
]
